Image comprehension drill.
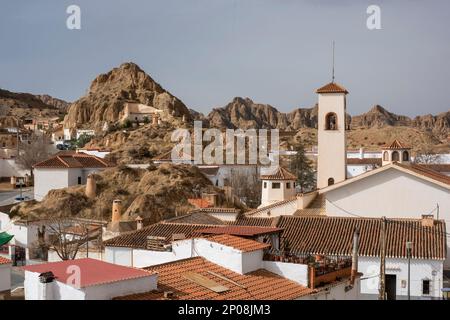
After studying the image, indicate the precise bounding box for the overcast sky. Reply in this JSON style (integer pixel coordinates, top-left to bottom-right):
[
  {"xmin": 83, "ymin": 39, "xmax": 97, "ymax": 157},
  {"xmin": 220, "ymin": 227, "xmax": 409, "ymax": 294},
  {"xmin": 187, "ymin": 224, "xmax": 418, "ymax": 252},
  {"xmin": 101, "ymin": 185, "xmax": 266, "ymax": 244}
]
[{"xmin": 1, "ymin": 0, "xmax": 449, "ymax": 116}]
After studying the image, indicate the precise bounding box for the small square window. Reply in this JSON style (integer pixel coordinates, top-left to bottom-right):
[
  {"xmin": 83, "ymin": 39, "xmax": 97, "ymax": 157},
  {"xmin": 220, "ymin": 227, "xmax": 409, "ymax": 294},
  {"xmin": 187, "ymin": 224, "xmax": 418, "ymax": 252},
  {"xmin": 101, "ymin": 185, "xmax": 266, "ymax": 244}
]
[
  {"xmin": 263, "ymin": 182, "xmax": 267, "ymax": 189},
  {"xmin": 272, "ymin": 182, "xmax": 280, "ymax": 189},
  {"xmin": 286, "ymin": 182, "xmax": 291, "ymax": 189},
  {"xmin": 77, "ymin": 177, "xmax": 82, "ymax": 185}
]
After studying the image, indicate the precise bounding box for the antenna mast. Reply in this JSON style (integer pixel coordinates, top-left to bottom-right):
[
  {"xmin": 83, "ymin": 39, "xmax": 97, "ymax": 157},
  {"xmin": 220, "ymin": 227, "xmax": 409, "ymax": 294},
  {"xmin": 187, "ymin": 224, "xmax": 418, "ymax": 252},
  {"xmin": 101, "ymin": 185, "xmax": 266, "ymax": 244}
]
[{"xmin": 332, "ymin": 40, "xmax": 335, "ymax": 83}]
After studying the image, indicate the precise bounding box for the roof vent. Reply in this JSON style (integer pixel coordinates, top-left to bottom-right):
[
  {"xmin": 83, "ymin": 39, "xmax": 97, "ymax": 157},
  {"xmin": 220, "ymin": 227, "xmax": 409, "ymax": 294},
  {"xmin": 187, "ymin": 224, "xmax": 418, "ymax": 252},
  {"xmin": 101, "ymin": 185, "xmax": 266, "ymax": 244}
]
[{"xmin": 164, "ymin": 291, "xmax": 174, "ymax": 299}]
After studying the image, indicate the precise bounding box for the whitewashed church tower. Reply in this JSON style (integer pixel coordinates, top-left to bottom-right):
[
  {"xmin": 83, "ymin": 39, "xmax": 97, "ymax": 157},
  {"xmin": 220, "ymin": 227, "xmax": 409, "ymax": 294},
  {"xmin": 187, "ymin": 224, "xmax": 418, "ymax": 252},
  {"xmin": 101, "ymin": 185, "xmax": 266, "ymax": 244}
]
[{"xmin": 316, "ymin": 82, "xmax": 348, "ymax": 189}]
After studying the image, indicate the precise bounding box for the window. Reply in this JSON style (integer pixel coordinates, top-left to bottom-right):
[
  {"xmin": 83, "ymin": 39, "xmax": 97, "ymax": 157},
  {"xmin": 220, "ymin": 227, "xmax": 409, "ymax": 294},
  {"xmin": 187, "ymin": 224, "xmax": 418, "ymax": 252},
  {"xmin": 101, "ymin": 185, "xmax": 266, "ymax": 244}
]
[
  {"xmin": 402, "ymin": 151, "xmax": 409, "ymax": 161},
  {"xmin": 392, "ymin": 151, "xmax": 399, "ymax": 162},
  {"xmin": 77, "ymin": 177, "xmax": 82, "ymax": 185},
  {"xmin": 383, "ymin": 151, "xmax": 388, "ymax": 161},
  {"xmin": 422, "ymin": 280, "xmax": 430, "ymax": 295},
  {"xmin": 325, "ymin": 113, "xmax": 338, "ymax": 130},
  {"xmin": 272, "ymin": 182, "xmax": 281, "ymax": 189},
  {"xmin": 328, "ymin": 177, "xmax": 334, "ymax": 186},
  {"xmin": 263, "ymin": 182, "xmax": 267, "ymax": 189},
  {"xmin": 286, "ymin": 182, "xmax": 291, "ymax": 189}
]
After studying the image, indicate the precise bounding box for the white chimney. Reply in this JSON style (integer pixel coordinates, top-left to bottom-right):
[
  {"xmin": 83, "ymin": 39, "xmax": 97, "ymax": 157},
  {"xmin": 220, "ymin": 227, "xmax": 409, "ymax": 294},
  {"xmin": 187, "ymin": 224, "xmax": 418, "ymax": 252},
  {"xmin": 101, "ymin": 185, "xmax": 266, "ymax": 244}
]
[
  {"xmin": 38, "ymin": 272, "xmax": 56, "ymax": 300},
  {"xmin": 359, "ymin": 147, "xmax": 364, "ymax": 159}
]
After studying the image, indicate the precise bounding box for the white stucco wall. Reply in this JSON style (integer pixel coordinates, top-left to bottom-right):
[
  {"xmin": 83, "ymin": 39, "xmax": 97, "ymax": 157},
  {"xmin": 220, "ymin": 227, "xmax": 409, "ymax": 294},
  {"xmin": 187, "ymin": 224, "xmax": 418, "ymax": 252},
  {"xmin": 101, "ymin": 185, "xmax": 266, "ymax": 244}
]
[
  {"xmin": 0, "ymin": 263, "xmax": 11, "ymax": 292},
  {"xmin": 24, "ymin": 270, "xmax": 157, "ymax": 300},
  {"xmin": 359, "ymin": 257, "xmax": 444, "ymax": 299},
  {"xmin": 262, "ymin": 261, "xmax": 308, "ymax": 286},
  {"xmin": 260, "ymin": 179, "xmax": 296, "ymax": 207},
  {"xmin": 0, "ymin": 212, "xmax": 11, "ymax": 232},
  {"xmin": 208, "ymin": 212, "xmax": 238, "ymax": 222},
  {"xmin": 34, "ymin": 168, "xmax": 70, "ymax": 201},
  {"xmin": 324, "ymin": 168, "xmax": 450, "ymax": 267},
  {"xmin": 347, "ymin": 164, "xmax": 377, "ymax": 178},
  {"xmin": 300, "ymin": 279, "xmax": 361, "ymax": 300},
  {"xmin": 251, "ymin": 199, "xmax": 298, "ymax": 217},
  {"xmin": 106, "ymin": 238, "xmax": 265, "ymax": 274}
]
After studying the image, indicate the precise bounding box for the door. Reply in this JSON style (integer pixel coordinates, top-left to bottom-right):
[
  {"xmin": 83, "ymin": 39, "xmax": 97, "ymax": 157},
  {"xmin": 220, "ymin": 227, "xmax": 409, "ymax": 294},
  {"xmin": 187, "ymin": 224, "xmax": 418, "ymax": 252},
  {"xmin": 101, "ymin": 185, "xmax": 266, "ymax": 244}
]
[{"xmin": 385, "ymin": 274, "xmax": 397, "ymax": 300}]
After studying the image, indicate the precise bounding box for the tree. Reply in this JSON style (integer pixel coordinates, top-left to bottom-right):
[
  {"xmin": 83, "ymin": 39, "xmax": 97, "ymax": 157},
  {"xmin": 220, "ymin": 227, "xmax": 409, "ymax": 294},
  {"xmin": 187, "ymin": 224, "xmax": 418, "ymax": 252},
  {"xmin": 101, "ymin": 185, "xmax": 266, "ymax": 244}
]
[
  {"xmin": 228, "ymin": 166, "xmax": 261, "ymax": 208},
  {"xmin": 16, "ymin": 134, "xmax": 52, "ymax": 176},
  {"xmin": 44, "ymin": 218, "xmax": 90, "ymax": 261},
  {"xmin": 289, "ymin": 144, "xmax": 316, "ymax": 193},
  {"xmin": 414, "ymin": 145, "xmax": 441, "ymax": 164},
  {"xmin": 74, "ymin": 133, "xmax": 93, "ymax": 148}
]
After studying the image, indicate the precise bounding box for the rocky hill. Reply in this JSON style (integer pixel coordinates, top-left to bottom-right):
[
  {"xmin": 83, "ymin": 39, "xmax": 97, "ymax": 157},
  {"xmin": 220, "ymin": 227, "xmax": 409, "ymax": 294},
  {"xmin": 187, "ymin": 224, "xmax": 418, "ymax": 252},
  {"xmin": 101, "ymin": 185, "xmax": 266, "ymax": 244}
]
[
  {"xmin": 12, "ymin": 164, "xmax": 221, "ymax": 222},
  {"xmin": 0, "ymin": 88, "xmax": 67, "ymax": 122},
  {"xmin": 64, "ymin": 62, "xmax": 192, "ymax": 130}
]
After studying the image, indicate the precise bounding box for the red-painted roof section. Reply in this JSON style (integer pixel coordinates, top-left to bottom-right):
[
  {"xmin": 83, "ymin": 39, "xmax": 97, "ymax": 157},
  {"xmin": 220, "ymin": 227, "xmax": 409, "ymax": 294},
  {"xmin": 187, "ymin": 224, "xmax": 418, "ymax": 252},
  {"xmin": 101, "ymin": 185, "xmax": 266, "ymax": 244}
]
[{"xmin": 22, "ymin": 258, "xmax": 153, "ymax": 288}]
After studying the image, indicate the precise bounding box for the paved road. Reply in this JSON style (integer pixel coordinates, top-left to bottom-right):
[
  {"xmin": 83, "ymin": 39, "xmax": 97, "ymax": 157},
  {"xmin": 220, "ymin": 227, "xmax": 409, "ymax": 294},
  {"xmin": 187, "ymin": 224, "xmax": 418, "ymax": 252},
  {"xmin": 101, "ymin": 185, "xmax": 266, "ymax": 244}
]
[{"xmin": 0, "ymin": 188, "xmax": 33, "ymax": 206}]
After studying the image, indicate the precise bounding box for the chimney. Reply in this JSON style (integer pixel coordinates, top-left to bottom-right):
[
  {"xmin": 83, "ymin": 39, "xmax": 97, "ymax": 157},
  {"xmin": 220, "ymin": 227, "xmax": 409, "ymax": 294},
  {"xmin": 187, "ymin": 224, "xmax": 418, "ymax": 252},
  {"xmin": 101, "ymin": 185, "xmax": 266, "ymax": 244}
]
[
  {"xmin": 421, "ymin": 214, "xmax": 435, "ymax": 227},
  {"xmin": 202, "ymin": 193, "xmax": 218, "ymax": 207},
  {"xmin": 152, "ymin": 114, "xmax": 159, "ymax": 126},
  {"xmin": 85, "ymin": 174, "xmax": 96, "ymax": 199},
  {"xmin": 38, "ymin": 272, "xmax": 55, "ymax": 300},
  {"xmin": 350, "ymin": 227, "xmax": 360, "ymax": 285},
  {"xmin": 136, "ymin": 216, "xmax": 143, "ymax": 230},
  {"xmin": 112, "ymin": 199, "xmax": 122, "ymax": 222}
]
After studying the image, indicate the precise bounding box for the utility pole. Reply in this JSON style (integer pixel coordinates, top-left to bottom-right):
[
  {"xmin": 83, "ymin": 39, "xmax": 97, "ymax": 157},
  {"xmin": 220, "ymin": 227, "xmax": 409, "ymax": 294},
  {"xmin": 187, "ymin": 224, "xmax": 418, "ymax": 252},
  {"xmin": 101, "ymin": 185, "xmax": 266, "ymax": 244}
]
[
  {"xmin": 406, "ymin": 241, "xmax": 412, "ymax": 300},
  {"xmin": 350, "ymin": 227, "xmax": 360, "ymax": 286},
  {"xmin": 379, "ymin": 216, "xmax": 387, "ymax": 300}
]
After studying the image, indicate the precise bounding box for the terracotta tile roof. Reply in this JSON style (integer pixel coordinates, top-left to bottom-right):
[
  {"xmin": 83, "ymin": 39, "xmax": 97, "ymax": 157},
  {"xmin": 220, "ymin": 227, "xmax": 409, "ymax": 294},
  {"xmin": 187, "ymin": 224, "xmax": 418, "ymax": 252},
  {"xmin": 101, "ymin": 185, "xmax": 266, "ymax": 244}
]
[
  {"xmin": 260, "ymin": 166, "xmax": 297, "ymax": 180},
  {"xmin": 114, "ymin": 257, "xmax": 313, "ymax": 300},
  {"xmin": 347, "ymin": 158, "xmax": 382, "ymax": 166},
  {"xmin": 396, "ymin": 163, "xmax": 450, "ymax": 185},
  {"xmin": 418, "ymin": 164, "xmax": 450, "ymax": 173},
  {"xmin": 33, "ymin": 152, "xmax": 112, "ymax": 169},
  {"xmin": 277, "ymin": 216, "xmax": 447, "ymax": 260},
  {"xmin": 103, "ymin": 222, "xmax": 220, "ymax": 249},
  {"xmin": 22, "ymin": 258, "xmax": 153, "ymax": 288},
  {"xmin": 164, "ymin": 212, "xmax": 225, "ymax": 225},
  {"xmin": 197, "ymin": 226, "xmax": 283, "ymax": 237},
  {"xmin": 316, "ymin": 82, "xmax": 349, "ymax": 94},
  {"xmin": 231, "ymin": 216, "xmax": 279, "ymax": 227},
  {"xmin": 383, "ymin": 139, "xmax": 411, "ymax": 150},
  {"xmin": 206, "ymin": 234, "xmax": 271, "ymax": 252},
  {"xmin": 0, "ymin": 256, "xmax": 12, "ymax": 265},
  {"xmin": 189, "ymin": 207, "xmax": 241, "ymax": 214},
  {"xmin": 187, "ymin": 198, "xmax": 213, "ymax": 209}
]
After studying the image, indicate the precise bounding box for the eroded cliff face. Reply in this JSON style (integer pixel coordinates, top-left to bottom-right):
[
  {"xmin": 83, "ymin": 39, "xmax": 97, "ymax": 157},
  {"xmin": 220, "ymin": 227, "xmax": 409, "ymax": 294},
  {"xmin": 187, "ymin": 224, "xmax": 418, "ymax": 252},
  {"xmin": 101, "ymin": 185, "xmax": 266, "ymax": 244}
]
[{"xmin": 64, "ymin": 62, "xmax": 191, "ymax": 130}]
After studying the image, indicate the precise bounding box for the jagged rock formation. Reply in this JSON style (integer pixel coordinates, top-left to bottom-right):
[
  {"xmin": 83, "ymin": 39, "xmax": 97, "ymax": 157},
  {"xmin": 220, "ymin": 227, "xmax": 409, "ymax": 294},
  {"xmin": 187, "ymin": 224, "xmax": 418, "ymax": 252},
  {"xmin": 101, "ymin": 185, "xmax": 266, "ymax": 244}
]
[
  {"xmin": 350, "ymin": 105, "xmax": 411, "ymax": 128},
  {"xmin": 35, "ymin": 94, "xmax": 70, "ymax": 112},
  {"xmin": 64, "ymin": 62, "xmax": 192, "ymax": 130}
]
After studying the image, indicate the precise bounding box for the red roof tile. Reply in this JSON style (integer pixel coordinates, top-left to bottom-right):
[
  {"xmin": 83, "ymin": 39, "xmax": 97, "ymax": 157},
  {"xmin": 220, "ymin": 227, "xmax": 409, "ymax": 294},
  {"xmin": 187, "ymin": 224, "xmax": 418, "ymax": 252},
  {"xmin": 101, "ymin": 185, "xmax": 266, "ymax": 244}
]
[
  {"xmin": 33, "ymin": 152, "xmax": 112, "ymax": 169},
  {"xmin": 22, "ymin": 258, "xmax": 153, "ymax": 288},
  {"xmin": 383, "ymin": 139, "xmax": 411, "ymax": 150},
  {"xmin": 260, "ymin": 166, "xmax": 297, "ymax": 180},
  {"xmin": 277, "ymin": 216, "xmax": 447, "ymax": 259},
  {"xmin": 206, "ymin": 234, "xmax": 271, "ymax": 252},
  {"xmin": 114, "ymin": 257, "xmax": 313, "ymax": 300},
  {"xmin": 197, "ymin": 226, "xmax": 283, "ymax": 237},
  {"xmin": 347, "ymin": 158, "xmax": 382, "ymax": 166},
  {"xmin": 316, "ymin": 82, "xmax": 349, "ymax": 94},
  {"xmin": 396, "ymin": 163, "xmax": 450, "ymax": 185},
  {"xmin": 187, "ymin": 198, "xmax": 213, "ymax": 209},
  {"xmin": 0, "ymin": 256, "xmax": 12, "ymax": 265}
]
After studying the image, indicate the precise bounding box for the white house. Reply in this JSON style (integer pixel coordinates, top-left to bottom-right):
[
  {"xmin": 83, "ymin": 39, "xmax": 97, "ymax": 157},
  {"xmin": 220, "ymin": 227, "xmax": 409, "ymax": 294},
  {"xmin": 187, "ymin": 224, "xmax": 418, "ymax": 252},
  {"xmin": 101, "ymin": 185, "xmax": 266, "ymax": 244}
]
[
  {"xmin": 259, "ymin": 166, "xmax": 297, "ymax": 208},
  {"xmin": 108, "ymin": 230, "xmax": 361, "ymax": 300},
  {"xmin": 120, "ymin": 102, "xmax": 163, "ymax": 123},
  {"xmin": 274, "ymin": 215, "xmax": 447, "ymax": 300},
  {"xmin": 33, "ymin": 152, "xmax": 112, "ymax": 201},
  {"xmin": 22, "ymin": 258, "xmax": 157, "ymax": 300}
]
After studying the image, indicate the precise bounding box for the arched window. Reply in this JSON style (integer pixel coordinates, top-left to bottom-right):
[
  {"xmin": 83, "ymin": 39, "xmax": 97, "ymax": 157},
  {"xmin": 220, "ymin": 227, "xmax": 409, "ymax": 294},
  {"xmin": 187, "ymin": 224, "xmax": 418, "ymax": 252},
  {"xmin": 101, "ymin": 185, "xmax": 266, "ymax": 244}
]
[
  {"xmin": 325, "ymin": 113, "xmax": 338, "ymax": 130},
  {"xmin": 383, "ymin": 151, "xmax": 388, "ymax": 161},
  {"xmin": 402, "ymin": 151, "xmax": 409, "ymax": 161},
  {"xmin": 392, "ymin": 151, "xmax": 399, "ymax": 162},
  {"xmin": 328, "ymin": 177, "xmax": 334, "ymax": 186}
]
